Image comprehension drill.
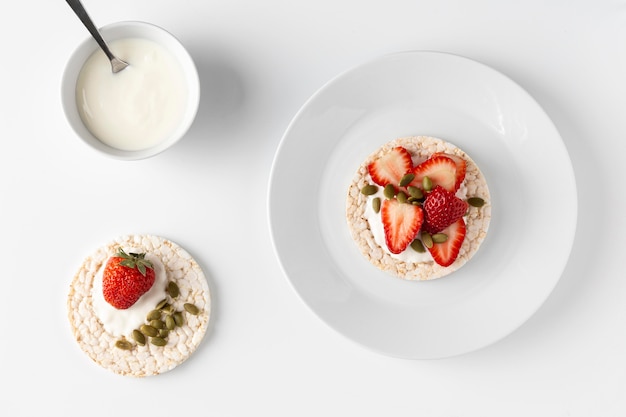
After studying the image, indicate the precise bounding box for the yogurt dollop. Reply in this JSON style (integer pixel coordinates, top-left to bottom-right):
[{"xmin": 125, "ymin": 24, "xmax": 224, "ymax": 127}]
[
  {"xmin": 92, "ymin": 250, "xmax": 167, "ymax": 336},
  {"xmin": 75, "ymin": 37, "xmax": 188, "ymax": 151}
]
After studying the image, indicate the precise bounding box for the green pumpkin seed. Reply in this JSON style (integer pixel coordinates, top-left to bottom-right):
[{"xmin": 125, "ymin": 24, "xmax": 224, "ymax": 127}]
[
  {"xmin": 372, "ymin": 197, "xmax": 381, "ymax": 213},
  {"xmin": 410, "ymin": 239, "xmax": 426, "ymax": 253},
  {"xmin": 115, "ymin": 339, "xmax": 133, "ymax": 350},
  {"xmin": 360, "ymin": 184, "xmax": 379, "ymax": 196},
  {"xmin": 467, "ymin": 197, "xmax": 485, "ymax": 208},
  {"xmin": 422, "ymin": 176, "xmax": 433, "ymax": 192},
  {"xmin": 396, "ymin": 191, "xmax": 407, "ymax": 204},
  {"xmin": 399, "ymin": 173, "xmax": 415, "ymax": 187},
  {"xmin": 146, "ymin": 309, "xmax": 161, "ymax": 321},
  {"xmin": 155, "ymin": 298, "xmax": 168, "ymax": 310},
  {"xmin": 167, "ymin": 281, "xmax": 180, "ymax": 298},
  {"xmin": 383, "ymin": 184, "xmax": 396, "ymax": 199},
  {"xmin": 173, "ymin": 311, "xmax": 184, "ymax": 327},
  {"xmin": 132, "ymin": 330, "xmax": 146, "ymax": 346},
  {"xmin": 159, "ymin": 328, "xmax": 169, "ymax": 338},
  {"xmin": 140, "ymin": 324, "xmax": 159, "ymax": 337},
  {"xmin": 421, "ymin": 232, "xmax": 433, "ymax": 249},
  {"xmin": 150, "ymin": 319, "xmax": 165, "ymax": 329},
  {"xmin": 165, "ymin": 315, "xmax": 176, "ymax": 330},
  {"xmin": 432, "ymin": 233, "xmax": 448, "ymax": 243},
  {"xmin": 184, "ymin": 303, "xmax": 200, "ymax": 315},
  {"xmin": 407, "ymin": 186, "xmax": 423, "ymax": 199},
  {"xmin": 150, "ymin": 337, "xmax": 167, "ymax": 347}
]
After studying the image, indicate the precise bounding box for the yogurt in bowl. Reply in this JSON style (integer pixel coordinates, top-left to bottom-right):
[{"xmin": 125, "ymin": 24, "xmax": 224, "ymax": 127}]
[{"xmin": 62, "ymin": 21, "xmax": 200, "ymax": 160}]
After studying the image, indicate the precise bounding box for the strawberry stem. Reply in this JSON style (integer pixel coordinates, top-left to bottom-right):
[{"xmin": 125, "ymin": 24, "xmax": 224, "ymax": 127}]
[{"xmin": 116, "ymin": 247, "xmax": 153, "ymax": 276}]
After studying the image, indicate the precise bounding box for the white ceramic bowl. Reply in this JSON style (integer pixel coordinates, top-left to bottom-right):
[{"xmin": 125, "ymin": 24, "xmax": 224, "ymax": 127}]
[{"xmin": 61, "ymin": 21, "xmax": 200, "ymax": 160}]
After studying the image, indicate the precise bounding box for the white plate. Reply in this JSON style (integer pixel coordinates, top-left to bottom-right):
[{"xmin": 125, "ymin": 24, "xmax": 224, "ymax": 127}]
[{"xmin": 268, "ymin": 51, "xmax": 577, "ymax": 359}]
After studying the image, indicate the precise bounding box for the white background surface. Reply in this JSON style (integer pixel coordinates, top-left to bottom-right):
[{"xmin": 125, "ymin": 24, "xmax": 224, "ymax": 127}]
[{"xmin": 1, "ymin": 1, "xmax": 624, "ymax": 416}]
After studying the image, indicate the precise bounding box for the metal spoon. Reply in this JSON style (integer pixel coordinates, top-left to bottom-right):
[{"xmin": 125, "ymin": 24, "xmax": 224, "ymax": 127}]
[{"xmin": 65, "ymin": 0, "xmax": 129, "ymax": 73}]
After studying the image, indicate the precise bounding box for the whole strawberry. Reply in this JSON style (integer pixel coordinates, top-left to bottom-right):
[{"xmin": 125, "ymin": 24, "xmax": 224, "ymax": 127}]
[
  {"xmin": 102, "ymin": 248, "xmax": 155, "ymax": 309},
  {"xmin": 422, "ymin": 185, "xmax": 469, "ymax": 233}
]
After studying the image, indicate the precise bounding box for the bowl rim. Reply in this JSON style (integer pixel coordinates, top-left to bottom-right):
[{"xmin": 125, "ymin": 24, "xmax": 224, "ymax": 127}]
[{"xmin": 61, "ymin": 20, "xmax": 200, "ymax": 161}]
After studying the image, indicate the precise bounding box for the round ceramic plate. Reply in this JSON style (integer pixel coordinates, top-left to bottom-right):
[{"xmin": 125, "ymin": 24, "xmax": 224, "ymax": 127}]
[{"xmin": 268, "ymin": 51, "xmax": 577, "ymax": 359}]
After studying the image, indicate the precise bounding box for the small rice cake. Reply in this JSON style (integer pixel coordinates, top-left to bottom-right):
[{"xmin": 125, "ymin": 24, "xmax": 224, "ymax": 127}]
[{"xmin": 67, "ymin": 234, "xmax": 211, "ymax": 376}]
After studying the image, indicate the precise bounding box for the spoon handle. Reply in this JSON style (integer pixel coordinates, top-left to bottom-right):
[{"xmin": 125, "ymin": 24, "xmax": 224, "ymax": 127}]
[{"xmin": 65, "ymin": 0, "xmax": 115, "ymax": 61}]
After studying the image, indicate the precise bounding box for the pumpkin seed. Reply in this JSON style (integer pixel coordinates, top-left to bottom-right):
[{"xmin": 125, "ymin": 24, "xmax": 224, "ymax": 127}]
[
  {"xmin": 150, "ymin": 319, "xmax": 165, "ymax": 329},
  {"xmin": 146, "ymin": 309, "xmax": 161, "ymax": 321},
  {"xmin": 399, "ymin": 173, "xmax": 415, "ymax": 187},
  {"xmin": 132, "ymin": 329, "xmax": 146, "ymax": 346},
  {"xmin": 372, "ymin": 197, "xmax": 381, "ymax": 213},
  {"xmin": 407, "ymin": 186, "xmax": 423, "ymax": 199},
  {"xmin": 115, "ymin": 339, "xmax": 133, "ymax": 350},
  {"xmin": 173, "ymin": 312, "xmax": 184, "ymax": 327},
  {"xmin": 155, "ymin": 298, "xmax": 168, "ymax": 310},
  {"xmin": 396, "ymin": 191, "xmax": 407, "ymax": 204},
  {"xmin": 422, "ymin": 176, "xmax": 433, "ymax": 192},
  {"xmin": 140, "ymin": 324, "xmax": 159, "ymax": 337},
  {"xmin": 159, "ymin": 328, "xmax": 169, "ymax": 338},
  {"xmin": 184, "ymin": 303, "xmax": 200, "ymax": 315},
  {"xmin": 167, "ymin": 281, "xmax": 180, "ymax": 298},
  {"xmin": 467, "ymin": 197, "xmax": 485, "ymax": 208},
  {"xmin": 410, "ymin": 239, "xmax": 426, "ymax": 253},
  {"xmin": 421, "ymin": 232, "xmax": 433, "ymax": 249},
  {"xmin": 165, "ymin": 315, "xmax": 176, "ymax": 330},
  {"xmin": 432, "ymin": 233, "xmax": 448, "ymax": 243},
  {"xmin": 360, "ymin": 184, "xmax": 379, "ymax": 196},
  {"xmin": 150, "ymin": 337, "xmax": 167, "ymax": 347},
  {"xmin": 383, "ymin": 184, "xmax": 396, "ymax": 199}
]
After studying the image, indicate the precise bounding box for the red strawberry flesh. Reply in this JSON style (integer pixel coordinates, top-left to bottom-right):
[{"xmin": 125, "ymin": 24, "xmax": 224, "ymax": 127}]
[
  {"xmin": 428, "ymin": 218, "xmax": 466, "ymax": 267},
  {"xmin": 367, "ymin": 146, "xmax": 413, "ymax": 188},
  {"xmin": 381, "ymin": 198, "xmax": 424, "ymax": 254},
  {"xmin": 432, "ymin": 152, "xmax": 466, "ymax": 191},
  {"xmin": 409, "ymin": 155, "xmax": 457, "ymax": 192}
]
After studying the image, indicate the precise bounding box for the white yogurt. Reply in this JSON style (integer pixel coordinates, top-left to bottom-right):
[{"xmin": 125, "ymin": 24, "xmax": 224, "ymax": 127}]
[
  {"xmin": 92, "ymin": 251, "xmax": 167, "ymax": 336},
  {"xmin": 75, "ymin": 37, "xmax": 188, "ymax": 151}
]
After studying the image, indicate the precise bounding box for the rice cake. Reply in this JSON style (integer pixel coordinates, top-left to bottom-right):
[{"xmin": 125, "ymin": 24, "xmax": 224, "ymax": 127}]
[
  {"xmin": 67, "ymin": 234, "xmax": 211, "ymax": 376},
  {"xmin": 346, "ymin": 136, "xmax": 491, "ymax": 281}
]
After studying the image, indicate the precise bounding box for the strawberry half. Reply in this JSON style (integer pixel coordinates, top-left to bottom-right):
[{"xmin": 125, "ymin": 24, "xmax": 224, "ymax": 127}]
[
  {"xmin": 409, "ymin": 155, "xmax": 457, "ymax": 192},
  {"xmin": 422, "ymin": 185, "xmax": 469, "ymax": 233},
  {"xmin": 102, "ymin": 248, "xmax": 155, "ymax": 310},
  {"xmin": 432, "ymin": 152, "xmax": 466, "ymax": 191},
  {"xmin": 367, "ymin": 146, "xmax": 413, "ymax": 188},
  {"xmin": 381, "ymin": 198, "xmax": 424, "ymax": 254},
  {"xmin": 428, "ymin": 218, "xmax": 466, "ymax": 267}
]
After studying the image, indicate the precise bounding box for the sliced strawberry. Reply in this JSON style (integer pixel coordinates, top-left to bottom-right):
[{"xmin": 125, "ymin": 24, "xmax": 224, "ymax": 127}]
[
  {"xmin": 381, "ymin": 198, "xmax": 424, "ymax": 254},
  {"xmin": 408, "ymin": 155, "xmax": 457, "ymax": 192},
  {"xmin": 432, "ymin": 152, "xmax": 466, "ymax": 191},
  {"xmin": 422, "ymin": 185, "xmax": 469, "ymax": 233},
  {"xmin": 428, "ymin": 218, "xmax": 466, "ymax": 267},
  {"xmin": 367, "ymin": 146, "xmax": 413, "ymax": 188}
]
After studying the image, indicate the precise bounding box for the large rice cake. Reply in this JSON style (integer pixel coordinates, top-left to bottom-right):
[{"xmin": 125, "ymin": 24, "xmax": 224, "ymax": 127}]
[{"xmin": 346, "ymin": 136, "xmax": 491, "ymax": 281}]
